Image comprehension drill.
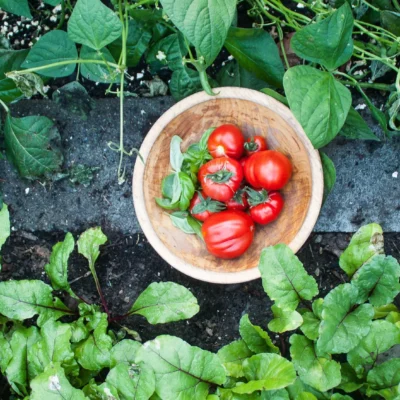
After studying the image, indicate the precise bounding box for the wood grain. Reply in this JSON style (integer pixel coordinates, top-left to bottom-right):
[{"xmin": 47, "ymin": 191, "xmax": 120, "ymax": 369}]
[{"xmin": 133, "ymin": 88, "xmax": 323, "ymax": 283}]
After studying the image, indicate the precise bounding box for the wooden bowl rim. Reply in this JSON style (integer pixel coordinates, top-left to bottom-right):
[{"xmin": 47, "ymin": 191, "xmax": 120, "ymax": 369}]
[{"xmin": 133, "ymin": 87, "xmax": 323, "ymax": 284}]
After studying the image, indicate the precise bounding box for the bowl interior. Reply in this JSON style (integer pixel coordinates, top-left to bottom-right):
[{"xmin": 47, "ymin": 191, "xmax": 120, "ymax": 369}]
[{"xmin": 142, "ymin": 97, "xmax": 313, "ymax": 274}]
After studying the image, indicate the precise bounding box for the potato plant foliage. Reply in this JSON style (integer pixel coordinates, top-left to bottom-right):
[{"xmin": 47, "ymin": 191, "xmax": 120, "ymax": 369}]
[
  {"xmin": 0, "ymin": 207, "xmax": 400, "ymax": 399},
  {"xmin": 0, "ymin": 0, "xmax": 399, "ymax": 194}
]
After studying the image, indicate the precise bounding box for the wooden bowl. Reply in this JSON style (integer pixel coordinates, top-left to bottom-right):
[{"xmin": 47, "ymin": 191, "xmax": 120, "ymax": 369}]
[{"xmin": 133, "ymin": 88, "xmax": 323, "ymax": 284}]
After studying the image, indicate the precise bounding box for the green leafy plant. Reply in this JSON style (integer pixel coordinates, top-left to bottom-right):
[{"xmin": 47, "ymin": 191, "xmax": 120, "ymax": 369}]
[{"xmin": 1, "ymin": 202, "xmax": 399, "ymax": 399}]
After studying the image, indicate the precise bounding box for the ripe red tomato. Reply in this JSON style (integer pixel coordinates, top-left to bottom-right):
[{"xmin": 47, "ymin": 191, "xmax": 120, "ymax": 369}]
[
  {"xmin": 207, "ymin": 124, "xmax": 245, "ymax": 159},
  {"xmin": 247, "ymin": 189, "xmax": 284, "ymax": 225},
  {"xmin": 226, "ymin": 188, "xmax": 249, "ymax": 211},
  {"xmin": 202, "ymin": 210, "xmax": 255, "ymax": 259},
  {"xmin": 189, "ymin": 191, "xmax": 225, "ymax": 222},
  {"xmin": 244, "ymin": 150, "xmax": 292, "ymax": 190},
  {"xmin": 198, "ymin": 157, "xmax": 243, "ymax": 202},
  {"xmin": 244, "ymin": 136, "xmax": 267, "ymax": 156},
  {"xmin": 239, "ymin": 157, "xmax": 249, "ymax": 170}
]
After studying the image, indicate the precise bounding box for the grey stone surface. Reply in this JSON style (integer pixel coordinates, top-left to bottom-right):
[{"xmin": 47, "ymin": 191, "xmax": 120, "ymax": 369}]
[{"xmin": 1, "ymin": 97, "xmax": 399, "ymax": 233}]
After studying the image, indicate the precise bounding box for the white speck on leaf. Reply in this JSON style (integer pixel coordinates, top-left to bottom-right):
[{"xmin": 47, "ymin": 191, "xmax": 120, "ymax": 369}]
[
  {"xmin": 49, "ymin": 375, "xmax": 61, "ymax": 391},
  {"xmin": 156, "ymin": 51, "xmax": 167, "ymax": 61},
  {"xmin": 154, "ymin": 339, "xmax": 161, "ymax": 350},
  {"xmin": 355, "ymin": 103, "xmax": 366, "ymax": 110},
  {"xmin": 296, "ymin": 3, "xmax": 305, "ymax": 8}
]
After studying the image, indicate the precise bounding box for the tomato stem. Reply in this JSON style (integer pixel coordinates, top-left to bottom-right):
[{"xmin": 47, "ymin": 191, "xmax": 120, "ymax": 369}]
[{"xmin": 206, "ymin": 170, "xmax": 234, "ymax": 183}]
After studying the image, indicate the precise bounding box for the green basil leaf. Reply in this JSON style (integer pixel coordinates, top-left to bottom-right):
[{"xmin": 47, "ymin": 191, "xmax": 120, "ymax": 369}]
[
  {"xmin": 259, "ymin": 244, "xmax": 319, "ymax": 311},
  {"xmin": 170, "ymin": 211, "xmax": 196, "ymax": 234},
  {"xmin": 28, "ymin": 319, "xmax": 78, "ymax": 377},
  {"xmin": 232, "ymin": 353, "xmax": 296, "ymax": 393},
  {"xmin": 169, "ymin": 66, "xmax": 203, "ymax": 101},
  {"xmin": 178, "ymin": 171, "xmax": 195, "ymax": 210},
  {"xmin": 6, "ymin": 326, "xmax": 41, "ymax": 396},
  {"xmin": 199, "ymin": 127, "xmax": 215, "ymax": 151},
  {"xmin": 239, "ymin": 314, "xmax": 279, "ymax": 354},
  {"xmin": 351, "ymin": 255, "xmax": 400, "ymax": 306},
  {"xmin": 0, "ymin": 280, "xmax": 71, "ymax": 326},
  {"xmin": 110, "ymin": 340, "xmax": 142, "ymax": 368},
  {"xmin": 68, "ymin": 0, "xmax": 123, "ymax": 50},
  {"xmin": 4, "ymin": 115, "xmax": 63, "ymax": 179},
  {"xmin": 170, "ymin": 172, "xmax": 182, "ymax": 204},
  {"xmin": 75, "ymin": 313, "xmax": 112, "ymax": 371},
  {"xmin": 106, "ymin": 363, "xmax": 155, "ymax": 400},
  {"xmin": 80, "ymin": 46, "xmax": 119, "ymax": 83},
  {"xmin": 187, "ymin": 214, "xmax": 203, "ymax": 240},
  {"xmin": 339, "ymin": 223, "xmax": 384, "ymax": 277},
  {"xmin": 155, "ymin": 197, "xmax": 179, "ymax": 210},
  {"xmin": 268, "ymin": 305, "xmax": 303, "ymax": 333},
  {"xmin": 170, "ymin": 136, "xmax": 184, "ymax": 172},
  {"xmin": 160, "ymin": 0, "xmax": 237, "ymax": 66},
  {"xmin": 367, "ymin": 358, "xmax": 400, "ymax": 390},
  {"xmin": 347, "ymin": 320, "xmax": 400, "ymax": 378},
  {"xmin": 217, "ymin": 340, "xmax": 254, "ymax": 378},
  {"xmin": 21, "ymin": 31, "xmax": 77, "ymax": 77},
  {"xmin": 0, "ymin": 0, "xmax": 32, "ymax": 18},
  {"xmin": 217, "ymin": 60, "xmax": 270, "ymax": 91},
  {"xmin": 380, "ymin": 11, "xmax": 400, "ymax": 36},
  {"xmin": 30, "ymin": 362, "xmax": 87, "ymax": 400},
  {"xmin": 260, "ymin": 88, "xmax": 289, "ymax": 106},
  {"xmin": 147, "ymin": 33, "xmax": 187, "ymax": 73},
  {"xmin": 290, "ymin": 334, "xmax": 341, "ymax": 392},
  {"xmin": 129, "ymin": 281, "xmax": 199, "ymax": 324},
  {"xmin": 108, "ymin": 19, "xmax": 152, "ymax": 67},
  {"xmin": 320, "ymin": 151, "xmax": 336, "ymax": 202},
  {"xmin": 161, "ymin": 173, "xmax": 176, "ymax": 199},
  {"xmin": 44, "ymin": 232, "xmax": 74, "ymax": 293},
  {"xmin": 317, "ymin": 283, "xmax": 374, "ymax": 354},
  {"xmin": 291, "ymin": 3, "xmax": 354, "ymax": 70},
  {"xmin": 224, "ymin": 27, "xmax": 284, "ymax": 88},
  {"xmin": 136, "ymin": 335, "xmax": 226, "ymax": 400},
  {"xmin": 339, "ymin": 107, "xmax": 380, "ymax": 141},
  {"xmin": 283, "ymin": 66, "xmax": 352, "ymax": 148}
]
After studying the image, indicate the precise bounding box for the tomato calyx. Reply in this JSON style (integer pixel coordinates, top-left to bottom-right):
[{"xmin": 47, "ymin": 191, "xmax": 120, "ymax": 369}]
[
  {"xmin": 206, "ymin": 169, "xmax": 234, "ymax": 184},
  {"xmin": 244, "ymin": 139, "xmax": 259, "ymax": 152},
  {"xmin": 246, "ymin": 187, "xmax": 270, "ymax": 206},
  {"xmin": 191, "ymin": 192, "xmax": 226, "ymax": 214},
  {"xmin": 231, "ymin": 188, "xmax": 247, "ymax": 206}
]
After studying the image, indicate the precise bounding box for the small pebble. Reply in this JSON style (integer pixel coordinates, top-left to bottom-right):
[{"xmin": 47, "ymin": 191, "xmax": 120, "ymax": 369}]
[{"xmin": 124, "ymin": 296, "xmax": 130, "ymax": 303}]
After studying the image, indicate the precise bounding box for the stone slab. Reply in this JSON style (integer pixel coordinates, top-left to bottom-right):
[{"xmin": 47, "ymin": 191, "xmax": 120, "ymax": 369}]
[{"xmin": 1, "ymin": 98, "xmax": 399, "ymax": 233}]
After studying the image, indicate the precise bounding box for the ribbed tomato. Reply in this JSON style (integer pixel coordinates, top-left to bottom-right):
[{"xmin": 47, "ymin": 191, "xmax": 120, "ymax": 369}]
[
  {"xmin": 207, "ymin": 124, "xmax": 245, "ymax": 159},
  {"xmin": 225, "ymin": 188, "xmax": 249, "ymax": 211},
  {"xmin": 198, "ymin": 157, "xmax": 243, "ymax": 202},
  {"xmin": 202, "ymin": 210, "xmax": 255, "ymax": 259},
  {"xmin": 244, "ymin": 150, "xmax": 292, "ymax": 190}
]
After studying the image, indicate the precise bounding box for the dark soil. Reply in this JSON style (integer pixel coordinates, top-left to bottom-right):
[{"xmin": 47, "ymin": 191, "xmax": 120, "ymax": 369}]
[{"xmin": 2, "ymin": 230, "xmax": 400, "ymax": 354}]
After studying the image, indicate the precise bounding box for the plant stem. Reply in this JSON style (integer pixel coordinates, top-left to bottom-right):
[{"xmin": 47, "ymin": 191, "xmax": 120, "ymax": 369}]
[
  {"xmin": 8, "ymin": 59, "xmax": 120, "ymax": 76},
  {"xmin": 91, "ymin": 269, "xmax": 110, "ymax": 316},
  {"xmin": 353, "ymin": 21, "xmax": 394, "ymax": 46},
  {"xmin": 0, "ymin": 99, "xmax": 10, "ymax": 113},
  {"xmin": 56, "ymin": 0, "xmax": 66, "ymax": 30},
  {"xmin": 334, "ymin": 70, "xmax": 395, "ymax": 91},
  {"xmin": 198, "ymin": 68, "xmax": 216, "ymax": 96},
  {"xmin": 277, "ymin": 23, "xmax": 290, "ymax": 69}
]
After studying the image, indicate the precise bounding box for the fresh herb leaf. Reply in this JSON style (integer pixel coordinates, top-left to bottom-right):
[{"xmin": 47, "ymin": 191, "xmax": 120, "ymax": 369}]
[
  {"xmin": 367, "ymin": 358, "xmax": 400, "ymax": 390},
  {"xmin": 217, "ymin": 340, "xmax": 254, "ymax": 378},
  {"xmin": 178, "ymin": 171, "xmax": 195, "ymax": 210},
  {"xmin": 299, "ymin": 311, "xmax": 320, "ymax": 341},
  {"xmin": 77, "ymin": 226, "xmax": 107, "ymax": 273},
  {"xmin": 170, "ymin": 135, "xmax": 184, "ymax": 172},
  {"xmin": 110, "ymin": 339, "xmax": 142, "ymax": 368}
]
